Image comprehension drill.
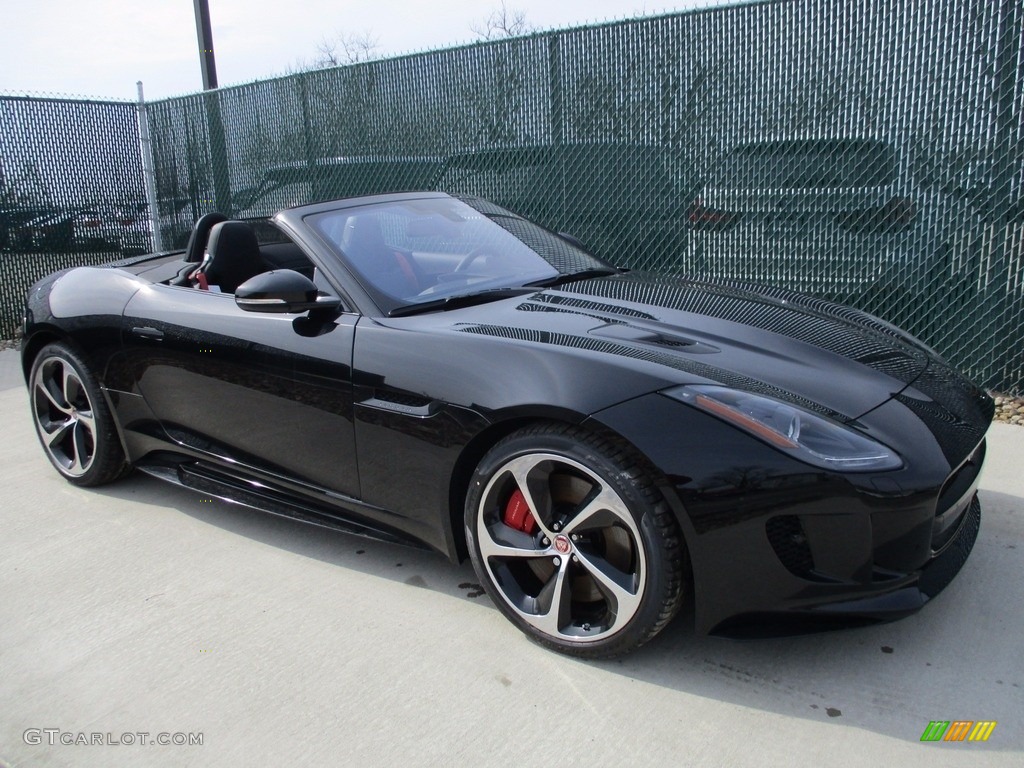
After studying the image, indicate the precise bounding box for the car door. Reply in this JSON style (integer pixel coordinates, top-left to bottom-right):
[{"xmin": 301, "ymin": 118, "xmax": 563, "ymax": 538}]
[{"xmin": 120, "ymin": 283, "xmax": 360, "ymax": 500}]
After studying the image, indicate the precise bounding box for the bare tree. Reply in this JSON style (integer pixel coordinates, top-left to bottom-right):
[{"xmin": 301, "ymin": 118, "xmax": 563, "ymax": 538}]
[
  {"xmin": 460, "ymin": 3, "xmax": 538, "ymax": 144},
  {"xmin": 288, "ymin": 30, "xmax": 381, "ymax": 73},
  {"xmin": 275, "ymin": 29, "xmax": 388, "ymax": 160},
  {"xmin": 313, "ymin": 30, "xmax": 381, "ymax": 68},
  {"xmin": 471, "ymin": 1, "xmax": 534, "ymax": 40}
]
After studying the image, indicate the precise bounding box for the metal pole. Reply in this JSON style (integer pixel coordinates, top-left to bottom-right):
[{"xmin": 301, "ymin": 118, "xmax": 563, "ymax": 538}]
[
  {"xmin": 191, "ymin": 1, "xmax": 231, "ymax": 213},
  {"xmin": 193, "ymin": 0, "xmax": 219, "ymax": 90},
  {"xmin": 136, "ymin": 81, "xmax": 163, "ymax": 252}
]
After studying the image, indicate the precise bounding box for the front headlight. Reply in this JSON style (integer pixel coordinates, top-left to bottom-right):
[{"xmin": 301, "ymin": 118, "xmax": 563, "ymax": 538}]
[{"xmin": 664, "ymin": 385, "xmax": 902, "ymax": 472}]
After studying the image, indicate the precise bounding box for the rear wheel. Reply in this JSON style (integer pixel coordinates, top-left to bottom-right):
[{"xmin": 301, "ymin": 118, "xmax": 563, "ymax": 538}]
[
  {"xmin": 465, "ymin": 424, "xmax": 686, "ymax": 658},
  {"xmin": 29, "ymin": 342, "xmax": 129, "ymax": 486}
]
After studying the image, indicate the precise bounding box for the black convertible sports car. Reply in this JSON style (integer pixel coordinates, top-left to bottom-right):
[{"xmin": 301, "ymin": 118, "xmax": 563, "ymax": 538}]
[{"xmin": 22, "ymin": 192, "xmax": 992, "ymax": 658}]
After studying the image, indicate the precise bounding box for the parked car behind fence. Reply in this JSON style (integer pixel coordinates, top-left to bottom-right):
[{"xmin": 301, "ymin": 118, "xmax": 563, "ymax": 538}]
[{"xmin": 685, "ymin": 138, "xmax": 968, "ymax": 298}]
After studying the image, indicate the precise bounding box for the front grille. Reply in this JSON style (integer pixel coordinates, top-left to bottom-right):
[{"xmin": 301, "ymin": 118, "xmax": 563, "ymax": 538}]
[{"xmin": 766, "ymin": 515, "xmax": 815, "ymax": 578}]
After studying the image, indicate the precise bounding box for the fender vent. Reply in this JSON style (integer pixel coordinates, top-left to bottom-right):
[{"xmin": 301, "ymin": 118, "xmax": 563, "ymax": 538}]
[
  {"xmin": 374, "ymin": 389, "xmax": 432, "ymax": 408},
  {"xmin": 766, "ymin": 515, "xmax": 815, "ymax": 578},
  {"xmin": 359, "ymin": 389, "xmax": 438, "ymax": 418}
]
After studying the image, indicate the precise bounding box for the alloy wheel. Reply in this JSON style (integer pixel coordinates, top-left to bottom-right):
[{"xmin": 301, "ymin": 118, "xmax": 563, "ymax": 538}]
[
  {"xmin": 476, "ymin": 452, "xmax": 647, "ymax": 643},
  {"xmin": 31, "ymin": 355, "xmax": 98, "ymax": 478}
]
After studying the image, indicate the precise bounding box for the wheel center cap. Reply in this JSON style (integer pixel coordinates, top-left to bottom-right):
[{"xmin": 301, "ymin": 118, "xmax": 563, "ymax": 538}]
[{"xmin": 553, "ymin": 534, "xmax": 571, "ymax": 554}]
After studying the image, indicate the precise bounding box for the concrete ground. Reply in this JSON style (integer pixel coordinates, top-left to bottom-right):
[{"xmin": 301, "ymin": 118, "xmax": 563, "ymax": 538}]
[{"xmin": 0, "ymin": 347, "xmax": 1020, "ymax": 767}]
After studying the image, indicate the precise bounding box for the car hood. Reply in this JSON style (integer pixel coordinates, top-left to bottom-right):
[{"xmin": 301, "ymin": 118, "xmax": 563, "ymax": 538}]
[{"xmin": 431, "ymin": 272, "xmax": 951, "ymax": 422}]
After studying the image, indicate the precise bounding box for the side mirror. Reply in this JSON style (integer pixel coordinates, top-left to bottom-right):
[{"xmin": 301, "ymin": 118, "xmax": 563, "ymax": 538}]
[{"xmin": 235, "ymin": 269, "xmax": 342, "ymax": 314}]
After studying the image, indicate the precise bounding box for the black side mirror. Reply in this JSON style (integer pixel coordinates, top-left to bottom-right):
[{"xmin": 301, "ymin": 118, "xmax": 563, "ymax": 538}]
[{"xmin": 235, "ymin": 269, "xmax": 342, "ymax": 314}]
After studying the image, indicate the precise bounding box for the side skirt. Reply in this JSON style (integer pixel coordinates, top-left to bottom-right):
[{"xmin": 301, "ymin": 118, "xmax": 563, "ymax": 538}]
[{"xmin": 137, "ymin": 460, "xmax": 430, "ymax": 551}]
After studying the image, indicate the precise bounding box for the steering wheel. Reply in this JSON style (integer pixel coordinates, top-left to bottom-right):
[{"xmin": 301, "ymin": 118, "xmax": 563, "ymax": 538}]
[{"xmin": 455, "ymin": 247, "xmax": 492, "ymax": 272}]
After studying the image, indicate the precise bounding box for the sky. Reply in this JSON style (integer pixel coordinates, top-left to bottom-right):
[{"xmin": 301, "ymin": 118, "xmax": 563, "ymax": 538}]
[{"xmin": 0, "ymin": 0, "xmax": 726, "ymax": 102}]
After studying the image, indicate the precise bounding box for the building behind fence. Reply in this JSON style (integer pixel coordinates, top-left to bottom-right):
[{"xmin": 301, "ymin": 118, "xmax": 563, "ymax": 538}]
[{"xmin": 2, "ymin": 0, "xmax": 1022, "ymax": 393}]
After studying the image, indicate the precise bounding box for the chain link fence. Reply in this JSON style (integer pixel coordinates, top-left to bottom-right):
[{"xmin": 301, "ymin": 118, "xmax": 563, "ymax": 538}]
[
  {"xmin": 2, "ymin": 0, "xmax": 1022, "ymax": 393},
  {"xmin": 0, "ymin": 94, "xmax": 151, "ymax": 336}
]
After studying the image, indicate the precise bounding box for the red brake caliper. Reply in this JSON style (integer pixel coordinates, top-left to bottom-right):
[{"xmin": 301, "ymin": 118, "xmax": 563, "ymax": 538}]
[{"xmin": 503, "ymin": 489, "xmax": 537, "ymax": 534}]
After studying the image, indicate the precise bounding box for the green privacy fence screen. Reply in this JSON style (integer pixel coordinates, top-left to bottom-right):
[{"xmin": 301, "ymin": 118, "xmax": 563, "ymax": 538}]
[
  {"xmin": 0, "ymin": 94, "xmax": 151, "ymax": 338},
  {"xmin": 3, "ymin": 0, "xmax": 1023, "ymax": 394}
]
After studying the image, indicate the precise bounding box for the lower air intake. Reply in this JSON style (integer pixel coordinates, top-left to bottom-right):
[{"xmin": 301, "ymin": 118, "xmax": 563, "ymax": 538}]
[{"xmin": 766, "ymin": 515, "xmax": 816, "ymax": 578}]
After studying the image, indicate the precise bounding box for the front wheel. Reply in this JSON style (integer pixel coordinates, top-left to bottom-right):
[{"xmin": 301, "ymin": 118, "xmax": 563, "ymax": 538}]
[
  {"xmin": 29, "ymin": 342, "xmax": 129, "ymax": 486},
  {"xmin": 465, "ymin": 424, "xmax": 686, "ymax": 658}
]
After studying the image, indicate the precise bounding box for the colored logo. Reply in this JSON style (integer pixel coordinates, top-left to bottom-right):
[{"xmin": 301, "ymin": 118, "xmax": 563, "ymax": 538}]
[
  {"xmin": 553, "ymin": 534, "xmax": 571, "ymax": 554},
  {"xmin": 920, "ymin": 721, "xmax": 997, "ymax": 742}
]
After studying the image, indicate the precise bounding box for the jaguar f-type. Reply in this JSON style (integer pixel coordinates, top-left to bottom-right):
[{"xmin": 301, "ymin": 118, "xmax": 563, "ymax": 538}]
[{"xmin": 21, "ymin": 192, "xmax": 991, "ymax": 657}]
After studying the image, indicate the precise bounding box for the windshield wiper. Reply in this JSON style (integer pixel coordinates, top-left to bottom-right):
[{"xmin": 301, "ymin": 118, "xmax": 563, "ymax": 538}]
[
  {"xmin": 388, "ymin": 287, "xmax": 535, "ymax": 317},
  {"xmin": 525, "ymin": 268, "xmax": 621, "ymax": 288}
]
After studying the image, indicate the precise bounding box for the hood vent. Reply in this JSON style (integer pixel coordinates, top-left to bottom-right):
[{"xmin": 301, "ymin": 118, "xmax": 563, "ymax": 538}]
[
  {"xmin": 554, "ymin": 274, "xmax": 930, "ymax": 386},
  {"xmin": 589, "ymin": 322, "xmax": 719, "ymax": 354},
  {"xmin": 521, "ymin": 292, "xmax": 657, "ymax": 320}
]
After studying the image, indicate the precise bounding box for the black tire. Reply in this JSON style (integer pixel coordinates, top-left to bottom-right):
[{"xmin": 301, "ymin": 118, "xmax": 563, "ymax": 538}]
[
  {"xmin": 464, "ymin": 423, "xmax": 686, "ymax": 659},
  {"xmin": 28, "ymin": 341, "xmax": 129, "ymax": 487}
]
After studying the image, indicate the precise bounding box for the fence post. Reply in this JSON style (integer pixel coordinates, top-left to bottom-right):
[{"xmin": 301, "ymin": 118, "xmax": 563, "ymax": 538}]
[
  {"xmin": 298, "ymin": 75, "xmax": 319, "ymax": 195},
  {"xmin": 136, "ymin": 82, "xmax": 163, "ymax": 253},
  {"xmin": 548, "ymin": 33, "xmax": 565, "ymax": 224},
  {"xmin": 548, "ymin": 34, "xmax": 564, "ymax": 146}
]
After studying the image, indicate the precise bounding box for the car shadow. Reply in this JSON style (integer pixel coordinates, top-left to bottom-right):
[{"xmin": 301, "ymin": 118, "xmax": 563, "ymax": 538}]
[
  {"xmin": 92, "ymin": 471, "xmax": 486, "ymax": 601},
  {"xmin": 90, "ymin": 474, "xmax": 1024, "ymax": 749}
]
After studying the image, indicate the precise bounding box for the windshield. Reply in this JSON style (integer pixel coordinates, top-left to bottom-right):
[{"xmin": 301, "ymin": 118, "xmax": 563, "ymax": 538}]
[{"xmin": 307, "ymin": 196, "xmax": 609, "ymax": 312}]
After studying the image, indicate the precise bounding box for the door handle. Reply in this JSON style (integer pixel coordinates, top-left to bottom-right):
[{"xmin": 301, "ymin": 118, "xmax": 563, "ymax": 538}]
[{"xmin": 131, "ymin": 326, "xmax": 164, "ymax": 340}]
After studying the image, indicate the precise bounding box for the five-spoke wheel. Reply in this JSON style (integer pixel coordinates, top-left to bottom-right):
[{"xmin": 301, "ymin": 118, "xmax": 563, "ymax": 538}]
[
  {"xmin": 29, "ymin": 343, "xmax": 128, "ymax": 486},
  {"xmin": 466, "ymin": 425, "xmax": 685, "ymax": 658}
]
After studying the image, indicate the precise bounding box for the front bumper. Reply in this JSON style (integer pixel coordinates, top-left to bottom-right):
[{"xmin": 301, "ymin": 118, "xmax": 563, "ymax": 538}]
[
  {"xmin": 711, "ymin": 495, "xmax": 981, "ymax": 637},
  {"xmin": 589, "ymin": 391, "xmax": 988, "ymax": 636}
]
